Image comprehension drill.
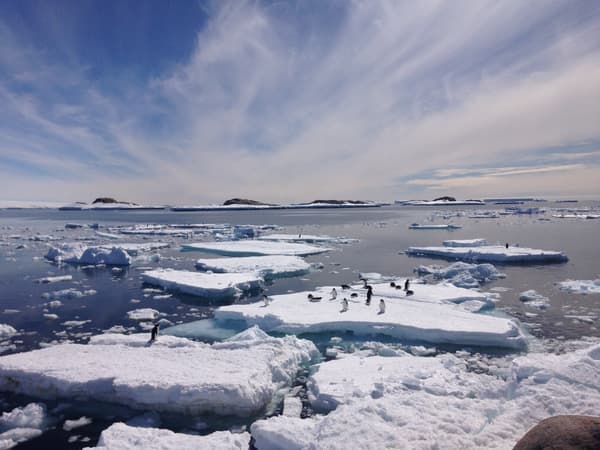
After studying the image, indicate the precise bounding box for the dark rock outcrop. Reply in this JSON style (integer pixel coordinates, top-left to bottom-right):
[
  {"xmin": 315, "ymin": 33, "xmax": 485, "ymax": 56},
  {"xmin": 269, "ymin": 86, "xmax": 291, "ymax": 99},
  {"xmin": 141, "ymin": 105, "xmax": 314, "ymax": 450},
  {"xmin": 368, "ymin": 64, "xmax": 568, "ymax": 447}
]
[
  {"xmin": 433, "ymin": 196, "xmax": 456, "ymax": 202},
  {"xmin": 222, "ymin": 198, "xmax": 278, "ymax": 206},
  {"xmin": 92, "ymin": 197, "xmax": 137, "ymax": 205},
  {"xmin": 513, "ymin": 415, "xmax": 600, "ymax": 450}
]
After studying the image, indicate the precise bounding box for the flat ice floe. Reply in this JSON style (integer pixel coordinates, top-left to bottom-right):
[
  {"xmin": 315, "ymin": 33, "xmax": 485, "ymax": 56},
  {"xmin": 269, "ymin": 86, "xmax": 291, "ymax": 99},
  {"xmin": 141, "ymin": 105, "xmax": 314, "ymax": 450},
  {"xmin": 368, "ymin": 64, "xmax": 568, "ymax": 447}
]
[
  {"xmin": 406, "ymin": 244, "xmax": 568, "ymax": 263},
  {"xmin": 257, "ymin": 233, "xmax": 355, "ymax": 244},
  {"xmin": 558, "ymin": 279, "xmax": 600, "ymax": 294},
  {"xmin": 215, "ymin": 286, "xmax": 526, "ymax": 349},
  {"xmin": 0, "ymin": 327, "xmax": 319, "ymax": 417},
  {"xmin": 408, "ymin": 223, "xmax": 461, "ymax": 229},
  {"xmin": 195, "ymin": 255, "xmax": 311, "ymax": 279},
  {"xmin": 181, "ymin": 240, "xmax": 330, "ymax": 256},
  {"xmin": 519, "ymin": 290, "xmax": 550, "ymax": 309},
  {"xmin": 142, "ymin": 269, "xmax": 263, "ymax": 298},
  {"xmin": 89, "ymin": 422, "xmax": 249, "ymax": 449},
  {"xmin": 443, "ymin": 238, "xmax": 488, "ymax": 247},
  {"xmin": 251, "ymin": 340, "xmax": 600, "ymax": 449}
]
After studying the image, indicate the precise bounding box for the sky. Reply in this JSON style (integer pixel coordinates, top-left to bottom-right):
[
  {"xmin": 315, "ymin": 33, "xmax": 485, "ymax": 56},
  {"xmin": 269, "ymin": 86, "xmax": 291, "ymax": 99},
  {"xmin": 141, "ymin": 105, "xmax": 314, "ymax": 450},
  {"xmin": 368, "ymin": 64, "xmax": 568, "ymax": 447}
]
[{"xmin": 1, "ymin": 0, "xmax": 600, "ymax": 205}]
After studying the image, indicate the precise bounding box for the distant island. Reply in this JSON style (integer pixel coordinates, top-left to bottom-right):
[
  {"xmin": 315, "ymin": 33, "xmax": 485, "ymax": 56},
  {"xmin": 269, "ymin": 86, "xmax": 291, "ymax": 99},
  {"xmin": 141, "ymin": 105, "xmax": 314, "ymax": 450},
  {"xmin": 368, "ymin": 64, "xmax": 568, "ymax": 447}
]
[
  {"xmin": 395, "ymin": 197, "xmax": 485, "ymax": 206},
  {"xmin": 222, "ymin": 198, "xmax": 278, "ymax": 206},
  {"xmin": 172, "ymin": 199, "xmax": 384, "ymax": 211}
]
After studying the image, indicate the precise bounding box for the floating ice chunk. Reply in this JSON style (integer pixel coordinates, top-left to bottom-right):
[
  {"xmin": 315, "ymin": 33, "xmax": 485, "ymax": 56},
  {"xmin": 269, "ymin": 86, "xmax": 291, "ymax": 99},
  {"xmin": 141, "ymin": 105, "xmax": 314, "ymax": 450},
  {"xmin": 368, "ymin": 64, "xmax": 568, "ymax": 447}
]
[
  {"xmin": 415, "ymin": 261, "xmax": 505, "ymax": 288},
  {"xmin": 43, "ymin": 314, "xmax": 59, "ymax": 320},
  {"xmin": 519, "ymin": 290, "xmax": 550, "ymax": 309},
  {"xmin": 0, "ymin": 325, "xmax": 17, "ymax": 339},
  {"xmin": 251, "ymin": 415, "xmax": 316, "ymax": 450},
  {"xmin": 195, "ymin": 255, "xmax": 310, "ymax": 279},
  {"xmin": 406, "ymin": 244, "xmax": 568, "ymax": 263},
  {"xmin": 181, "ymin": 240, "xmax": 330, "ymax": 256},
  {"xmin": 110, "ymin": 243, "xmax": 169, "ymax": 256},
  {"xmin": 0, "ymin": 403, "xmax": 49, "ymax": 448},
  {"xmin": 44, "ymin": 243, "xmax": 130, "ymax": 266},
  {"xmin": 142, "ymin": 269, "xmax": 263, "ymax": 298},
  {"xmin": 35, "ymin": 275, "xmax": 73, "ymax": 284},
  {"xmin": 42, "ymin": 289, "xmax": 96, "ymax": 300},
  {"xmin": 95, "ymin": 231, "xmax": 121, "ymax": 240},
  {"xmin": 408, "ymin": 223, "xmax": 461, "ymax": 229},
  {"xmin": 443, "ymin": 238, "xmax": 488, "ymax": 247},
  {"xmin": 215, "ymin": 288, "xmax": 526, "ymax": 349},
  {"xmin": 63, "ymin": 416, "xmax": 92, "ymax": 431},
  {"xmin": 45, "ymin": 243, "xmax": 86, "ymax": 263},
  {"xmin": 257, "ymin": 233, "xmax": 355, "ymax": 244},
  {"xmin": 557, "ymin": 279, "xmax": 600, "ymax": 294},
  {"xmin": 89, "ymin": 422, "xmax": 250, "ymax": 450},
  {"xmin": 0, "ymin": 329, "xmax": 319, "ymax": 416},
  {"xmin": 127, "ymin": 309, "xmax": 160, "ymax": 321}
]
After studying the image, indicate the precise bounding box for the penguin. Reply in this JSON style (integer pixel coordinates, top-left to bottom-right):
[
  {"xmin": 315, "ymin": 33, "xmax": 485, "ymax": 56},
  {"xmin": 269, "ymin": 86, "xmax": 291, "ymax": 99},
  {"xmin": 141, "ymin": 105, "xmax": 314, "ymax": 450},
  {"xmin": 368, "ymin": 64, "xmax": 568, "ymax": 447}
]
[
  {"xmin": 341, "ymin": 298, "xmax": 349, "ymax": 312},
  {"xmin": 405, "ymin": 289, "xmax": 414, "ymax": 296},
  {"xmin": 505, "ymin": 242, "xmax": 509, "ymax": 249},
  {"xmin": 341, "ymin": 284, "xmax": 351, "ymax": 290},
  {"xmin": 366, "ymin": 285, "xmax": 373, "ymax": 305},
  {"xmin": 150, "ymin": 323, "xmax": 160, "ymax": 341},
  {"xmin": 330, "ymin": 288, "xmax": 337, "ymax": 300},
  {"xmin": 379, "ymin": 299, "xmax": 386, "ymax": 314},
  {"xmin": 390, "ymin": 281, "xmax": 396, "ymax": 288},
  {"xmin": 404, "ymin": 279, "xmax": 410, "ymax": 291},
  {"xmin": 263, "ymin": 294, "xmax": 271, "ymax": 306},
  {"xmin": 350, "ymin": 292, "xmax": 358, "ymax": 298},
  {"xmin": 308, "ymin": 293, "xmax": 322, "ymax": 302}
]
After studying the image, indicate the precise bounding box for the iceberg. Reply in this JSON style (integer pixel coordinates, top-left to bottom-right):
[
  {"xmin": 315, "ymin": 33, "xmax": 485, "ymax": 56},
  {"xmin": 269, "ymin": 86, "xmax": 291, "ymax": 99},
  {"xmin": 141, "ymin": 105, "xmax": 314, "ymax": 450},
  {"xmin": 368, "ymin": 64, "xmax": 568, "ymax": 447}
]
[
  {"xmin": 214, "ymin": 287, "xmax": 526, "ymax": 349},
  {"xmin": 0, "ymin": 402, "xmax": 50, "ymax": 448},
  {"xmin": 181, "ymin": 240, "xmax": 330, "ymax": 257},
  {"xmin": 89, "ymin": 422, "xmax": 250, "ymax": 449},
  {"xmin": 44, "ymin": 243, "xmax": 131, "ymax": 266},
  {"xmin": 0, "ymin": 328, "xmax": 319, "ymax": 417},
  {"xmin": 519, "ymin": 290, "xmax": 550, "ymax": 309},
  {"xmin": 252, "ymin": 341, "xmax": 600, "ymax": 450},
  {"xmin": 142, "ymin": 269, "xmax": 263, "ymax": 298},
  {"xmin": 415, "ymin": 262, "xmax": 505, "ymax": 289},
  {"xmin": 406, "ymin": 244, "xmax": 568, "ymax": 263},
  {"xmin": 557, "ymin": 279, "xmax": 600, "ymax": 294},
  {"xmin": 195, "ymin": 255, "xmax": 311, "ymax": 280}
]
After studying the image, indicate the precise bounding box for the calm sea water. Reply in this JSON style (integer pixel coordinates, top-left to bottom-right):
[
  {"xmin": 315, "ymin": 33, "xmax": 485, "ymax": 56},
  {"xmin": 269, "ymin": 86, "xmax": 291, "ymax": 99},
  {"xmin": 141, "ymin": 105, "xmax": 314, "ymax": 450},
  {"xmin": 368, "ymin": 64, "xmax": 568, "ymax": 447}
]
[{"xmin": 0, "ymin": 202, "xmax": 598, "ymax": 447}]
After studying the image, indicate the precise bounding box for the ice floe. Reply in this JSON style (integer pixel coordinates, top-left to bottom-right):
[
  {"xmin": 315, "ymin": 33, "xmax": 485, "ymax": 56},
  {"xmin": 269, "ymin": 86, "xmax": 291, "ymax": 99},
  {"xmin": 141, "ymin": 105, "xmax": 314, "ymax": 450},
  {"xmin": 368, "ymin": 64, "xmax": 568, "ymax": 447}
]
[
  {"xmin": 181, "ymin": 240, "xmax": 330, "ymax": 256},
  {"xmin": 35, "ymin": 275, "xmax": 73, "ymax": 284},
  {"xmin": 127, "ymin": 309, "xmax": 160, "ymax": 321},
  {"xmin": 215, "ymin": 287, "xmax": 526, "ymax": 349},
  {"xmin": 558, "ymin": 279, "xmax": 600, "ymax": 294},
  {"xmin": 406, "ymin": 243, "xmax": 568, "ymax": 263},
  {"xmin": 415, "ymin": 261, "xmax": 505, "ymax": 289},
  {"xmin": 252, "ymin": 340, "xmax": 600, "ymax": 449},
  {"xmin": 45, "ymin": 243, "xmax": 131, "ymax": 266},
  {"xmin": 0, "ymin": 327, "xmax": 319, "ymax": 416},
  {"xmin": 142, "ymin": 269, "xmax": 263, "ymax": 298},
  {"xmin": 519, "ymin": 290, "xmax": 550, "ymax": 309},
  {"xmin": 257, "ymin": 234, "xmax": 355, "ymax": 244},
  {"xmin": 89, "ymin": 422, "xmax": 250, "ymax": 449},
  {"xmin": 408, "ymin": 223, "xmax": 461, "ymax": 229},
  {"xmin": 0, "ymin": 325, "xmax": 17, "ymax": 339},
  {"xmin": 443, "ymin": 238, "xmax": 488, "ymax": 247},
  {"xmin": 41, "ymin": 288, "xmax": 97, "ymax": 300},
  {"xmin": 195, "ymin": 255, "xmax": 311, "ymax": 279},
  {"xmin": 0, "ymin": 402, "xmax": 50, "ymax": 448}
]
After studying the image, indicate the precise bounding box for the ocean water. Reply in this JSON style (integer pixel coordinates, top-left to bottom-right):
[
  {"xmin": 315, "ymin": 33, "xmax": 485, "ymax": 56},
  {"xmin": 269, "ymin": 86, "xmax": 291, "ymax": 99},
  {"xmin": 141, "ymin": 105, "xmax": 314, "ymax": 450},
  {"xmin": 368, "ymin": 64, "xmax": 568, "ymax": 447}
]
[{"xmin": 0, "ymin": 202, "xmax": 599, "ymax": 447}]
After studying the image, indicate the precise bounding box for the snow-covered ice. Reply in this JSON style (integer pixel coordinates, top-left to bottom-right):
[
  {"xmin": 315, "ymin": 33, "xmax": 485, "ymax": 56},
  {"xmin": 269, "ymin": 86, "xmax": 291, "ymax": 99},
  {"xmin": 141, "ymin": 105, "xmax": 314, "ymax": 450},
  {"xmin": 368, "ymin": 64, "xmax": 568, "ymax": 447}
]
[
  {"xmin": 41, "ymin": 288, "xmax": 96, "ymax": 300},
  {"xmin": 0, "ymin": 403, "xmax": 50, "ymax": 448},
  {"xmin": 45, "ymin": 243, "xmax": 131, "ymax": 266},
  {"xmin": 415, "ymin": 261, "xmax": 505, "ymax": 288},
  {"xmin": 127, "ymin": 309, "xmax": 160, "ymax": 321},
  {"xmin": 35, "ymin": 275, "xmax": 73, "ymax": 284},
  {"xmin": 0, "ymin": 327, "xmax": 319, "ymax": 416},
  {"xmin": 195, "ymin": 255, "xmax": 311, "ymax": 279},
  {"xmin": 257, "ymin": 233, "xmax": 355, "ymax": 244},
  {"xmin": 63, "ymin": 416, "xmax": 92, "ymax": 431},
  {"xmin": 443, "ymin": 238, "xmax": 488, "ymax": 247},
  {"xmin": 142, "ymin": 269, "xmax": 263, "ymax": 298},
  {"xmin": 252, "ymin": 340, "xmax": 600, "ymax": 450},
  {"xmin": 0, "ymin": 325, "xmax": 17, "ymax": 339},
  {"xmin": 215, "ymin": 286, "xmax": 526, "ymax": 349},
  {"xmin": 88, "ymin": 422, "xmax": 249, "ymax": 450},
  {"xmin": 519, "ymin": 290, "xmax": 550, "ymax": 309},
  {"xmin": 558, "ymin": 279, "xmax": 600, "ymax": 294},
  {"xmin": 408, "ymin": 223, "xmax": 461, "ymax": 229},
  {"xmin": 406, "ymin": 244, "xmax": 568, "ymax": 263},
  {"xmin": 181, "ymin": 240, "xmax": 330, "ymax": 256}
]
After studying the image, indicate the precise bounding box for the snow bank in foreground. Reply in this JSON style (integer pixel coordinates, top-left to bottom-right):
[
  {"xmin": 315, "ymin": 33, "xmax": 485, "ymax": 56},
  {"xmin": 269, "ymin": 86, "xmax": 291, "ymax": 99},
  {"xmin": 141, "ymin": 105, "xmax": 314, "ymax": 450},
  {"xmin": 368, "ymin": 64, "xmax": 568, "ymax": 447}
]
[
  {"xmin": 0, "ymin": 327, "xmax": 319, "ymax": 416},
  {"xmin": 415, "ymin": 261, "xmax": 505, "ymax": 288},
  {"xmin": 181, "ymin": 240, "xmax": 330, "ymax": 256},
  {"xmin": 406, "ymin": 245, "xmax": 568, "ymax": 263},
  {"xmin": 558, "ymin": 279, "xmax": 600, "ymax": 294},
  {"xmin": 0, "ymin": 403, "xmax": 49, "ymax": 448},
  {"xmin": 252, "ymin": 340, "xmax": 600, "ymax": 450},
  {"xmin": 215, "ymin": 286, "xmax": 526, "ymax": 349},
  {"xmin": 142, "ymin": 269, "xmax": 263, "ymax": 298},
  {"xmin": 89, "ymin": 422, "xmax": 249, "ymax": 450},
  {"xmin": 195, "ymin": 255, "xmax": 311, "ymax": 279}
]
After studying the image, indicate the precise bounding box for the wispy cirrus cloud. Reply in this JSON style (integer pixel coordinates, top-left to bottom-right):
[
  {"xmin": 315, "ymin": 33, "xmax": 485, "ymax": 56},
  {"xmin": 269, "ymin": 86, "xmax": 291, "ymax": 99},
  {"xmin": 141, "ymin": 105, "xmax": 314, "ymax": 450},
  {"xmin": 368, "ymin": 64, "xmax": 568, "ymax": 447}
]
[{"xmin": 1, "ymin": 0, "xmax": 600, "ymax": 203}]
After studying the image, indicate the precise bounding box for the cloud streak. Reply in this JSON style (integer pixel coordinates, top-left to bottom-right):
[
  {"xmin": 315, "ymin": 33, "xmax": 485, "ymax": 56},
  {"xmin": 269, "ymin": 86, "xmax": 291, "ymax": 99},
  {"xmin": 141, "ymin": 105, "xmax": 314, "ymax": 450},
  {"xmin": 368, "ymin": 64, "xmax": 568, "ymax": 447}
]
[{"xmin": 1, "ymin": 0, "xmax": 600, "ymax": 203}]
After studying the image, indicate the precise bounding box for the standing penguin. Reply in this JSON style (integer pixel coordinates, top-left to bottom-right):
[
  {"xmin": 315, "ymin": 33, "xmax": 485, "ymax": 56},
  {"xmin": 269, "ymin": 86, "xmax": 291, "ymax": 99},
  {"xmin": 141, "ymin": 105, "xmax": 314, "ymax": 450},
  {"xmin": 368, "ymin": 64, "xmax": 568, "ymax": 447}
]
[
  {"xmin": 330, "ymin": 288, "xmax": 337, "ymax": 300},
  {"xmin": 150, "ymin": 323, "xmax": 160, "ymax": 341},
  {"xmin": 404, "ymin": 279, "xmax": 410, "ymax": 291},
  {"xmin": 341, "ymin": 298, "xmax": 349, "ymax": 312},
  {"xmin": 263, "ymin": 294, "xmax": 271, "ymax": 306},
  {"xmin": 366, "ymin": 285, "xmax": 373, "ymax": 305},
  {"xmin": 379, "ymin": 299, "xmax": 386, "ymax": 314}
]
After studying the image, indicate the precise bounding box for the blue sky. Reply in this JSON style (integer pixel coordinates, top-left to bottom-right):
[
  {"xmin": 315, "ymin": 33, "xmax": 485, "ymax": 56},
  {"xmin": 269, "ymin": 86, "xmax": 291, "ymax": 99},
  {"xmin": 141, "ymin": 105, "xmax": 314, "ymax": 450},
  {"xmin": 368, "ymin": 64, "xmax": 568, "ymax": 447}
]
[{"xmin": 1, "ymin": 0, "xmax": 600, "ymax": 204}]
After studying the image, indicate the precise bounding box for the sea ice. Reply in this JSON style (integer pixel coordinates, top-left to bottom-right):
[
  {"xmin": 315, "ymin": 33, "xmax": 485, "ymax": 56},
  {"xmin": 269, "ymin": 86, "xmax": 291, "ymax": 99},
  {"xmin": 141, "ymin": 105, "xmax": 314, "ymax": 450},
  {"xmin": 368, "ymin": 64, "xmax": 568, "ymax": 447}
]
[
  {"xmin": 519, "ymin": 290, "xmax": 550, "ymax": 309},
  {"xmin": 41, "ymin": 289, "xmax": 96, "ymax": 300},
  {"xmin": 0, "ymin": 403, "xmax": 49, "ymax": 448},
  {"xmin": 89, "ymin": 422, "xmax": 250, "ymax": 450},
  {"xmin": 257, "ymin": 234, "xmax": 355, "ymax": 244},
  {"xmin": 408, "ymin": 223, "xmax": 461, "ymax": 229},
  {"xmin": 127, "ymin": 309, "xmax": 160, "ymax": 321},
  {"xmin": 0, "ymin": 327, "xmax": 319, "ymax": 416},
  {"xmin": 0, "ymin": 325, "xmax": 17, "ymax": 339},
  {"xmin": 181, "ymin": 240, "xmax": 330, "ymax": 256},
  {"xmin": 45, "ymin": 243, "xmax": 131, "ymax": 266},
  {"xmin": 557, "ymin": 279, "xmax": 600, "ymax": 294},
  {"xmin": 252, "ymin": 340, "xmax": 600, "ymax": 449},
  {"xmin": 195, "ymin": 255, "xmax": 311, "ymax": 279},
  {"xmin": 406, "ymin": 244, "xmax": 568, "ymax": 263},
  {"xmin": 443, "ymin": 238, "xmax": 488, "ymax": 247},
  {"xmin": 142, "ymin": 269, "xmax": 263, "ymax": 298},
  {"xmin": 214, "ymin": 287, "xmax": 526, "ymax": 349},
  {"xmin": 63, "ymin": 416, "xmax": 92, "ymax": 431},
  {"xmin": 415, "ymin": 261, "xmax": 505, "ymax": 288},
  {"xmin": 35, "ymin": 275, "xmax": 73, "ymax": 284}
]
